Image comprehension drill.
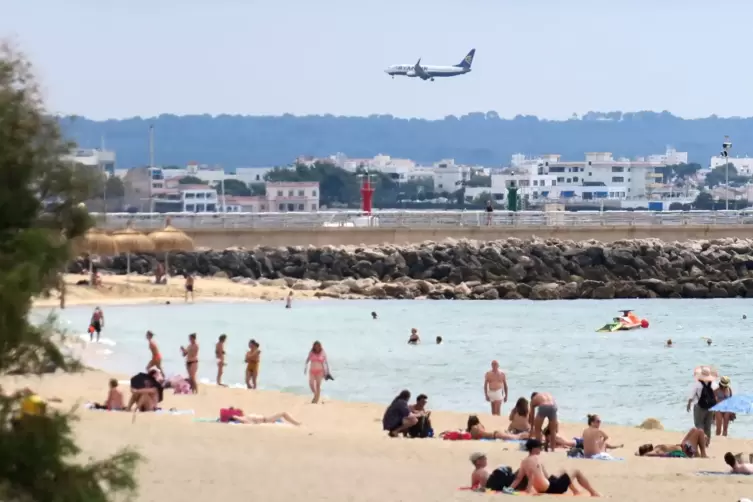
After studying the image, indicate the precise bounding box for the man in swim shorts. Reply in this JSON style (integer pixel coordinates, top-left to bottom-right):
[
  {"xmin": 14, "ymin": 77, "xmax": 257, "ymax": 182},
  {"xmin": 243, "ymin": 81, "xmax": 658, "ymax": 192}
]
[
  {"xmin": 146, "ymin": 331, "xmax": 162, "ymax": 372},
  {"xmin": 530, "ymin": 392, "xmax": 558, "ymax": 451},
  {"xmin": 89, "ymin": 307, "xmax": 104, "ymax": 342},
  {"xmin": 508, "ymin": 439, "xmax": 600, "ymax": 496},
  {"xmin": 484, "ymin": 360, "xmax": 508, "ymax": 416}
]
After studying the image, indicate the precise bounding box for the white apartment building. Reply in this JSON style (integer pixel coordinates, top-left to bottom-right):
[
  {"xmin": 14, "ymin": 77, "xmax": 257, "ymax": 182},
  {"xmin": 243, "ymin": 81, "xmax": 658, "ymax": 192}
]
[
  {"xmin": 433, "ymin": 158, "xmax": 471, "ymax": 193},
  {"xmin": 266, "ymin": 182, "xmax": 319, "ymax": 212},
  {"xmin": 709, "ymin": 155, "xmax": 753, "ymax": 176},
  {"xmin": 644, "ymin": 147, "xmax": 688, "ymax": 165},
  {"xmin": 223, "ymin": 196, "xmax": 267, "ymax": 212},
  {"xmin": 152, "ymin": 185, "xmax": 220, "ymax": 213},
  {"xmin": 65, "ymin": 148, "xmax": 116, "ymax": 175}
]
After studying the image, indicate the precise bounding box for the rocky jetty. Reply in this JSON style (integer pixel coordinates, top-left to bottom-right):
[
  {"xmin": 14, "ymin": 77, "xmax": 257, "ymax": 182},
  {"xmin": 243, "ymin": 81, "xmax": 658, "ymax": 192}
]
[{"xmin": 69, "ymin": 238, "xmax": 753, "ymax": 300}]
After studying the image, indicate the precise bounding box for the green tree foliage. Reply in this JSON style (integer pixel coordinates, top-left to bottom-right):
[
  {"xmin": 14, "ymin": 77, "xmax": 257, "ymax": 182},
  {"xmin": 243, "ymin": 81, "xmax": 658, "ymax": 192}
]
[
  {"xmin": 249, "ymin": 182, "xmax": 266, "ymax": 196},
  {"xmin": 705, "ymin": 164, "xmax": 749, "ymax": 188},
  {"xmin": 0, "ymin": 43, "xmax": 141, "ymax": 501},
  {"xmin": 655, "ymin": 163, "xmax": 702, "ymax": 184},
  {"xmin": 212, "ymin": 179, "xmax": 251, "ymax": 196},
  {"xmin": 178, "ymin": 175, "xmax": 206, "ymax": 185},
  {"xmin": 104, "ymin": 176, "xmax": 125, "ymax": 198}
]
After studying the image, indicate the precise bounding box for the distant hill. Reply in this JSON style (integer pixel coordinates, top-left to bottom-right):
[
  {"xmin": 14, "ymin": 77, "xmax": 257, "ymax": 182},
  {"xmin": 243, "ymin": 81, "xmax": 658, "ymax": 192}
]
[{"xmin": 59, "ymin": 111, "xmax": 753, "ymax": 168}]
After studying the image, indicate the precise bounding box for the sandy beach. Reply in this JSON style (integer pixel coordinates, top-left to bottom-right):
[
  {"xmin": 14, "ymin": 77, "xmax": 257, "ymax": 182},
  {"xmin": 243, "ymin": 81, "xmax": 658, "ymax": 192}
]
[
  {"xmin": 21, "ymin": 278, "xmax": 753, "ymax": 501},
  {"xmin": 33, "ymin": 274, "xmax": 318, "ymax": 308}
]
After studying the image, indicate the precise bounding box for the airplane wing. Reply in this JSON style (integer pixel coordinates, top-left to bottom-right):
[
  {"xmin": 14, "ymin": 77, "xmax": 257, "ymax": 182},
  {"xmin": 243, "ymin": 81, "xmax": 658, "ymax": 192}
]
[{"xmin": 413, "ymin": 58, "xmax": 431, "ymax": 80}]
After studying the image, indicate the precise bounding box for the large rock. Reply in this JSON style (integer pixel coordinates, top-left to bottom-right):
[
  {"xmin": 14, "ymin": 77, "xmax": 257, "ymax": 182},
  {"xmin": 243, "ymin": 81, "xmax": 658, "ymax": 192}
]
[{"xmin": 69, "ymin": 237, "xmax": 753, "ymax": 300}]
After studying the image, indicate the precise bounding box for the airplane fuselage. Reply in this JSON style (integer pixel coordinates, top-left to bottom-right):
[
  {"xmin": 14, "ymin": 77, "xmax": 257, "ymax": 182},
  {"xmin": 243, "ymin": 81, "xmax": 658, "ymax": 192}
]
[{"xmin": 384, "ymin": 64, "xmax": 470, "ymax": 78}]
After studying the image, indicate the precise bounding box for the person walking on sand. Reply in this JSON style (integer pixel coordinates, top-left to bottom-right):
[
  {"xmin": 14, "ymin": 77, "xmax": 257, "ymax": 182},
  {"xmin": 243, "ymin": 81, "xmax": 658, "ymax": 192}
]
[
  {"xmin": 304, "ymin": 341, "xmax": 330, "ymax": 404},
  {"xmin": 184, "ymin": 273, "xmax": 194, "ymax": 303},
  {"xmin": 687, "ymin": 366, "xmax": 717, "ymax": 445},
  {"xmin": 181, "ymin": 333, "xmax": 199, "ymax": 394},
  {"xmin": 530, "ymin": 392, "xmax": 559, "ymax": 452},
  {"xmin": 484, "ymin": 360, "xmax": 508, "ymax": 416},
  {"xmin": 89, "ymin": 307, "xmax": 105, "ymax": 342},
  {"xmin": 715, "ymin": 376, "xmax": 734, "ymax": 437},
  {"xmin": 215, "ymin": 334, "xmax": 227, "ymax": 387},
  {"xmin": 245, "ymin": 339, "xmax": 261, "ymax": 389},
  {"xmin": 286, "ymin": 291, "xmax": 293, "ymax": 309},
  {"xmin": 146, "ymin": 331, "xmax": 162, "ymax": 372}
]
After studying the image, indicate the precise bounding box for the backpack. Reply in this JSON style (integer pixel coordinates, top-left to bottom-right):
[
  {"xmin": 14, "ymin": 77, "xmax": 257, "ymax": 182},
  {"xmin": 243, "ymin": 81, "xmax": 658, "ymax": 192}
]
[
  {"xmin": 698, "ymin": 382, "xmax": 717, "ymax": 410},
  {"xmin": 486, "ymin": 466, "xmax": 528, "ymax": 492}
]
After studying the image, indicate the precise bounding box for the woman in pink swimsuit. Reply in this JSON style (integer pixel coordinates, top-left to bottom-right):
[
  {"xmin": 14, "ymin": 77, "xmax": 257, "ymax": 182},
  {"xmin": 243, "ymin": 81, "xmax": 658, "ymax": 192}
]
[{"xmin": 304, "ymin": 341, "xmax": 329, "ymax": 404}]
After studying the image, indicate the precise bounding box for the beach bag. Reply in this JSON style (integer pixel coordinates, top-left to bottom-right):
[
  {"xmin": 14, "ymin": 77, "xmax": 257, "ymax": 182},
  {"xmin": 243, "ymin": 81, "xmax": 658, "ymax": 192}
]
[
  {"xmin": 698, "ymin": 382, "xmax": 717, "ymax": 410},
  {"xmin": 219, "ymin": 407, "xmax": 243, "ymax": 423}
]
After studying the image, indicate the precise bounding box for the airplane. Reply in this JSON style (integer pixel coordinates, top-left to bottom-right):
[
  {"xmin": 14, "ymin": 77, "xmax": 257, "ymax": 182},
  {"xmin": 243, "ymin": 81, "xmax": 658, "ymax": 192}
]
[{"xmin": 384, "ymin": 49, "xmax": 476, "ymax": 81}]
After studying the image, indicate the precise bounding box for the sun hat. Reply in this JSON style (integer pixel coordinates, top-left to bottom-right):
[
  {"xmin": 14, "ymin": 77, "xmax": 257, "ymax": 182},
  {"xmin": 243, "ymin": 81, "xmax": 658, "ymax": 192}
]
[
  {"xmin": 469, "ymin": 452, "xmax": 486, "ymax": 464},
  {"xmin": 720, "ymin": 376, "xmax": 731, "ymax": 387},
  {"xmin": 693, "ymin": 365, "xmax": 718, "ymax": 383}
]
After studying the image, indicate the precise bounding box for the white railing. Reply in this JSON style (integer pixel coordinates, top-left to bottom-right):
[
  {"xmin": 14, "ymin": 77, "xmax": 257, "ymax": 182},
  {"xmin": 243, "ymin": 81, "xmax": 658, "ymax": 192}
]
[{"xmin": 89, "ymin": 210, "xmax": 753, "ymax": 230}]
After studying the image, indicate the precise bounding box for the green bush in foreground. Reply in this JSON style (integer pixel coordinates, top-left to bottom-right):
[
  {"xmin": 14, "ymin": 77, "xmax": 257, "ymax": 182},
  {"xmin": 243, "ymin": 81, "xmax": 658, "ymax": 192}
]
[{"xmin": 0, "ymin": 42, "xmax": 142, "ymax": 501}]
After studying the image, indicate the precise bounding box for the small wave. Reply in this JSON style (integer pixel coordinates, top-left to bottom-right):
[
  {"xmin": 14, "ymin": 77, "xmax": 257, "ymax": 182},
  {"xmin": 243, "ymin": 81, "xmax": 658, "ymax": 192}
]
[{"xmin": 76, "ymin": 334, "xmax": 117, "ymax": 346}]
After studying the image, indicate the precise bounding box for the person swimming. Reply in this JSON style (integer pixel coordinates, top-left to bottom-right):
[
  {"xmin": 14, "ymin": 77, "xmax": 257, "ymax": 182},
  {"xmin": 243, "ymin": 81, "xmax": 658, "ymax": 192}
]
[
  {"xmin": 408, "ymin": 328, "xmax": 420, "ymax": 344},
  {"xmin": 371, "ymin": 311, "xmax": 378, "ymax": 320},
  {"xmin": 666, "ymin": 339, "xmax": 673, "ymax": 347},
  {"xmin": 436, "ymin": 335, "xmax": 442, "ymax": 344}
]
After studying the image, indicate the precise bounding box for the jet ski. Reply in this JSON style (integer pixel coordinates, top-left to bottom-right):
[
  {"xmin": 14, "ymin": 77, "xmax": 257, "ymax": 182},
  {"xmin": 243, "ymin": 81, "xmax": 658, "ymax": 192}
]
[{"xmin": 596, "ymin": 310, "xmax": 649, "ymax": 332}]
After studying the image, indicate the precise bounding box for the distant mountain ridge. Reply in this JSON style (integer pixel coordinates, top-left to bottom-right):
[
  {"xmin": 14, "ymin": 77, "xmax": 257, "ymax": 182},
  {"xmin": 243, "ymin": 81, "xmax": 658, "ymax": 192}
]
[{"xmin": 58, "ymin": 111, "xmax": 753, "ymax": 168}]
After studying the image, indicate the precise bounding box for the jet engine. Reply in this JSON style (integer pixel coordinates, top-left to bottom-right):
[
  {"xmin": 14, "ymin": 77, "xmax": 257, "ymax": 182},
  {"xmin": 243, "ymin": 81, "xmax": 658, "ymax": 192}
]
[{"xmin": 406, "ymin": 70, "xmax": 417, "ymax": 77}]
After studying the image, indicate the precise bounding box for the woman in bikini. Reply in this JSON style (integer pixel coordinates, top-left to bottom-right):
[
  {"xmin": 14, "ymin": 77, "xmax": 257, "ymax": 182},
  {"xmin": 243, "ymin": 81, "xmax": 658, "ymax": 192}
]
[
  {"xmin": 180, "ymin": 333, "xmax": 199, "ymax": 394},
  {"xmin": 146, "ymin": 331, "xmax": 162, "ymax": 371},
  {"xmin": 467, "ymin": 415, "xmax": 527, "ymax": 440},
  {"xmin": 636, "ymin": 427, "xmax": 708, "ymax": 458},
  {"xmin": 508, "ymin": 397, "xmax": 531, "ymax": 434},
  {"xmin": 304, "ymin": 341, "xmax": 329, "ymax": 404},
  {"xmin": 715, "ymin": 376, "xmax": 734, "ymax": 437},
  {"xmin": 245, "ymin": 339, "xmax": 261, "ymax": 389}
]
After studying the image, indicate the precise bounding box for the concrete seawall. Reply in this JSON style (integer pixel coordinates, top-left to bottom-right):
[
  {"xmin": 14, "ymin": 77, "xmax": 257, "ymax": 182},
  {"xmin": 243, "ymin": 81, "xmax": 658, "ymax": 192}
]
[{"xmin": 183, "ymin": 225, "xmax": 753, "ymax": 248}]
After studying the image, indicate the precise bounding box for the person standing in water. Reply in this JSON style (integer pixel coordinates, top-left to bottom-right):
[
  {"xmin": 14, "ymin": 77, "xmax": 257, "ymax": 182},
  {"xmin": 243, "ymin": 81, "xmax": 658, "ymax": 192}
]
[
  {"xmin": 184, "ymin": 273, "xmax": 194, "ymax": 303},
  {"xmin": 89, "ymin": 307, "xmax": 105, "ymax": 342},
  {"xmin": 145, "ymin": 331, "xmax": 162, "ymax": 372},
  {"xmin": 408, "ymin": 328, "xmax": 420, "ymax": 344},
  {"xmin": 181, "ymin": 333, "xmax": 199, "ymax": 394},
  {"xmin": 286, "ymin": 291, "xmax": 293, "ymax": 309},
  {"xmin": 304, "ymin": 341, "xmax": 330, "ymax": 404},
  {"xmin": 484, "ymin": 360, "xmax": 508, "ymax": 416},
  {"xmin": 245, "ymin": 339, "xmax": 261, "ymax": 389},
  {"xmin": 215, "ymin": 334, "xmax": 227, "ymax": 387}
]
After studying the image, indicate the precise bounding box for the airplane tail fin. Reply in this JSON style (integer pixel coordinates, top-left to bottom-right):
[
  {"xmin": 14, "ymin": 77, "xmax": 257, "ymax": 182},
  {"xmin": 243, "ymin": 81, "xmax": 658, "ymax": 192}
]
[{"xmin": 456, "ymin": 49, "xmax": 476, "ymax": 69}]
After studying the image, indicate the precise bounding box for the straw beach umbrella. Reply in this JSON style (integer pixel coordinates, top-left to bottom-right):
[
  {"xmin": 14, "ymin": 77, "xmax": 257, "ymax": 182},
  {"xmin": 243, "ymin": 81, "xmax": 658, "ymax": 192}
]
[
  {"xmin": 112, "ymin": 221, "xmax": 156, "ymax": 277},
  {"xmin": 73, "ymin": 228, "xmax": 118, "ymax": 284},
  {"xmin": 147, "ymin": 217, "xmax": 194, "ymax": 276}
]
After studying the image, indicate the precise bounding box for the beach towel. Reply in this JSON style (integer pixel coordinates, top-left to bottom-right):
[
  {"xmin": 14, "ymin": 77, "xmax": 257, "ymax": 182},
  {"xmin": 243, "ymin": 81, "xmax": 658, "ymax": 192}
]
[
  {"xmin": 697, "ymin": 470, "xmax": 751, "ymax": 476},
  {"xmin": 84, "ymin": 403, "xmax": 193, "ymax": 415},
  {"xmin": 457, "ymin": 487, "xmax": 587, "ymax": 496},
  {"xmin": 194, "ymin": 417, "xmax": 285, "ymax": 425},
  {"xmin": 568, "ymin": 451, "xmax": 623, "ymax": 461}
]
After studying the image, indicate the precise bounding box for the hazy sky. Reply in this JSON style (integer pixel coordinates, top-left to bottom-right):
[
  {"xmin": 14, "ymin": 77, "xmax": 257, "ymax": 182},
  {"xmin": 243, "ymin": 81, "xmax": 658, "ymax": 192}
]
[{"xmin": 3, "ymin": 0, "xmax": 751, "ymax": 120}]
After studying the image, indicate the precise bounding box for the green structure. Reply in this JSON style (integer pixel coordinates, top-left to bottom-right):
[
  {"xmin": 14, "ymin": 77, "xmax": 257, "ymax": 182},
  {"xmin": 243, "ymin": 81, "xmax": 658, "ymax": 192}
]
[{"xmin": 506, "ymin": 185, "xmax": 519, "ymax": 211}]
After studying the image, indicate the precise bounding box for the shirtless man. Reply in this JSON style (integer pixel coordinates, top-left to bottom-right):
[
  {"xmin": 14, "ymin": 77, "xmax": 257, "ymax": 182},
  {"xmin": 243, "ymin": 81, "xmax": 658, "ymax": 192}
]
[
  {"xmin": 215, "ymin": 334, "xmax": 227, "ymax": 386},
  {"xmin": 529, "ymin": 392, "xmax": 559, "ymax": 451},
  {"xmin": 89, "ymin": 307, "xmax": 105, "ymax": 342},
  {"xmin": 146, "ymin": 331, "xmax": 162, "ymax": 371},
  {"xmin": 184, "ymin": 274, "xmax": 194, "ymax": 302},
  {"xmin": 508, "ymin": 439, "xmax": 600, "ymax": 496},
  {"xmin": 636, "ymin": 427, "xmax": 708, "ymax": 458},
  {"xmin": 181, "ymin": 333, "xmax": 199, "ymax": 394},
  {"xmin": 725, "ymin": 452, "xmax": 753, "ymax": 474},
  {"xmin": 97, "ymin": 378, "xmax": 124, "ymax": 410},
  {"xmin": 582, "ymin": 414, "xmax": 623, "ymax": 458},
  {"xmin": 408, "ymin": 328, "xmax": 420, "ymax": 344},
  {"xmin": 484, "ymin": 360, "xmax": 508, "ymax": 415}
]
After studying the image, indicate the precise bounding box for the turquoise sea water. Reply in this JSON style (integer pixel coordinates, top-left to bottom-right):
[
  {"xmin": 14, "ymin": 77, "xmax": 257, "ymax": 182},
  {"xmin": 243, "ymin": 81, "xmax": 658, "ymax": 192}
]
[{"xmin": 33, "ymin": 299, "xmax": 753, "ymax": 436}]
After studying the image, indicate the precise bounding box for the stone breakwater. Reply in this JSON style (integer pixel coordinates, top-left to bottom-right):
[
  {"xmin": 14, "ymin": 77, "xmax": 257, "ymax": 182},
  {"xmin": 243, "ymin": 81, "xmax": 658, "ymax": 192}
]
[{"xmin": 69, "ymin": 238, "xmax": 753, "ymax": 300}]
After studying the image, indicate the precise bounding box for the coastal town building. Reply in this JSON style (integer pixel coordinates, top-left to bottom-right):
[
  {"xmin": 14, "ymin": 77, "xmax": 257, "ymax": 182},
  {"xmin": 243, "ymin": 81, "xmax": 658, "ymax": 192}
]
[{"xmin": 65, "ymin": 148, "xmax": 117, "ymax": 176}]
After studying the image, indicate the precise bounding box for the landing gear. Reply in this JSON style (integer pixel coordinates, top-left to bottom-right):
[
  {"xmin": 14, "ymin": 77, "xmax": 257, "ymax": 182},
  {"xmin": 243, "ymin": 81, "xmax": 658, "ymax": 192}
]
[{"xmin": 430, "ymin": 77, "xmax": 435, "ymax": 81}]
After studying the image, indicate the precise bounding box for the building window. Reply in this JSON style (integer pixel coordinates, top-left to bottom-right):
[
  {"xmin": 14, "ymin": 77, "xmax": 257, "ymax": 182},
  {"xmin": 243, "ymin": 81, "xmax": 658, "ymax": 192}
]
[
  {"xmin": 260, "ymin": 205, "xmax": 266, "ymax": 211},
  {"xmin": 612, "ymin": 176, "xmax": 624, "ymax": 183},
  {"xmin": 185, "ymin": 193, "xmax": 195, "ymax": 199},
  {"xmin": 573, "ymin": 176, "xmax": 579, "ymax": 182},
  {"xmin": 311, "ymin": 204, "xmax": 317, "ymax": 210},
  {"xmin": 312, "ymin": 190, "xmax": 317, "ymax": 197},
  {"xmin": 255, "ymin": 175, "xmax": 261, "ymax": 181},
  {"xmin": 298, "ymin": 204, "xmax": 304, "ymax": 211},
  {"xmin": 277, "ymin": 190, "xmax": 283, "ymax": 196},
  {"xmin": 557, "ymin": 177, "xmax": 564, "ymax": 183},
  {"xmin": 551, "ymin": 181, "xmax": 557, "ymax": 186},
  {"xmin": 196, "ymin": 204, "xmax": 205, "ymax": 212},
  {"xmin": 437, "ymin": 184, "xmax": 443, "ymax": 189},
  {"xmin": 287, "ymin": 203, "xmax": 295, "ymax": 211},
  {"xmin": 533, "ymin": 180, "xmax": 538, "ymax": 186},
  {"xmin": 278, "ymin": 204, "xmax": 285, "ymax": 211},
  {"xmin": 288, "ymin": 190, "xmax": 294, "ymax": 196},
  {"xmin": 612, "ymin": 166, "xmax": 624, "ymax": 172},
  {"xmin": 566, "ymin": 178, "xmax": 571, "ymax": 183},
  {"xmin": 298, "ymin": 190, "xmax": 304, "ymax": 196},
  {"xmin": 185, "ymin": 204, "xmax": 195, "ymax": 212},
  {"xmin": 206, "ymin": 204, "xmax": 216, "ymax": 212}
]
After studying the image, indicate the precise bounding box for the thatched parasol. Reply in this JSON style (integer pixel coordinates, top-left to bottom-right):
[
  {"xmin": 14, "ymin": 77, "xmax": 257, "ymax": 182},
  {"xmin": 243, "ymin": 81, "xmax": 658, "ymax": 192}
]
[
  {"xmin": 112, "ymin": 221, "xmax": 156, "ymax": 277},
  {"xmin": 147, "ymin": 217, "xmax": 194, "ymax": 276},
  {"xmin": 73, "ymin": 228, "xmax": 118, "ymax": 285}
]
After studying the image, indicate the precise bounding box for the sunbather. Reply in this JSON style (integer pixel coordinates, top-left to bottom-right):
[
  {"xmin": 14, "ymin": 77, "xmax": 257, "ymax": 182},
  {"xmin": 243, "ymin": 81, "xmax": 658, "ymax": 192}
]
[
  {"xmin": 230, "ymin": 412, "xmax": 301, "ymax": 426},
  {"xmin": 582, "ymin": 414, "xmax": 623, "ymax": 458},
  {"xmin": 636, "ymin": 427, "xmax": 708, "ymax": 458},
  {"xmin": 725, "ymin": 452, "xmax": 753, "ymax": 474},
  {"xmin": 542, "ymin": 425, "xmax": 580, "ymax": 450},
  {"xmin": 467, "ymin": 415, "xmax": 527, "ymax": 440}
]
